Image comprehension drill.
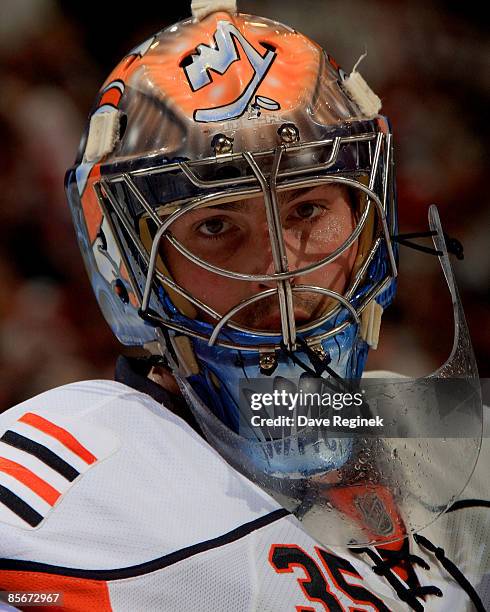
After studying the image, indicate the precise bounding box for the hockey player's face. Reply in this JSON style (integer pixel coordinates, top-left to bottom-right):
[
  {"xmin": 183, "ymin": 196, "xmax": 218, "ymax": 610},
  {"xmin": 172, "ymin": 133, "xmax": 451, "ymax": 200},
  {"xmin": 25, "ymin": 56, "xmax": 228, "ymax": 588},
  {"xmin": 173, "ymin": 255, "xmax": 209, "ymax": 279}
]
[{"xmin": 161, "ymin": 184, "xmax": 359, "ymax": 330}]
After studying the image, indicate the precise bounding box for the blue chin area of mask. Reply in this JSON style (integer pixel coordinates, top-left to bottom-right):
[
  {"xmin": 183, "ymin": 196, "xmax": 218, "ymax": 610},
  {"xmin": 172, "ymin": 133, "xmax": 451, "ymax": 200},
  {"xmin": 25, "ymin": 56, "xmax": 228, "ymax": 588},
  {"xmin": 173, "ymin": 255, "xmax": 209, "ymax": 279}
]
[
  {"xmin": 169, "ymin": 307, "xmax": 370, "ymax": 434},
  {"xmin": 177, "ymin": 315, "xmax": 368, "ymax": 477},
  {"xmin": 168, "ymin": 302, "xmax": 376, "ymax": 478}
]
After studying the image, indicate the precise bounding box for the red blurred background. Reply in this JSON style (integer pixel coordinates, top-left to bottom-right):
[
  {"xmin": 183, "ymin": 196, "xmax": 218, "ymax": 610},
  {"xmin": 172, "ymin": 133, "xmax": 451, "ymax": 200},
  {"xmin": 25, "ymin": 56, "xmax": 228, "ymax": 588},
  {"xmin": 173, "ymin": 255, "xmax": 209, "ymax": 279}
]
[{"xmin": 0, "ymin": 0, "xmax": 488, "ymax": 408}]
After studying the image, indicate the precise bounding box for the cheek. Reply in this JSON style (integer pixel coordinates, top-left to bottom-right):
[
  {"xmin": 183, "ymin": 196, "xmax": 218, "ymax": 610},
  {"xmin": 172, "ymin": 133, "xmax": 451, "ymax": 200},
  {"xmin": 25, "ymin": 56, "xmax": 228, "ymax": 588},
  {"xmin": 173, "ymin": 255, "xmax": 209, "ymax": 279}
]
[
  {"xmin": 164, "ymin": 249, "xmax": 246, "ymax": 313},
  {"xmin": 335, "ymin": 208, "xmax": 359, "ymax": 281},
  {"xmin": 314, "ymin": 205, "xmax": 359, "ymax": 288},
  {"xmin": 307, "ymin": 238, "xmax": 359, "ymax": 294}
]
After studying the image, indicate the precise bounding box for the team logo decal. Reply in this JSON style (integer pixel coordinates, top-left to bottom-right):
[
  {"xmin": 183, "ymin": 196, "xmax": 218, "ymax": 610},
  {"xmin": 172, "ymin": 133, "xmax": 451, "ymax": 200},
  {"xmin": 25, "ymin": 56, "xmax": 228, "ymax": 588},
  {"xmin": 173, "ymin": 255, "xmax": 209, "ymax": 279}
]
[
  {"xmin": 354, "ymin": 491, "xmax": 395, "ymax": 537},
  {"xmin": 183, "ymin": 20, "xmax": 280, "ymax": 122}
]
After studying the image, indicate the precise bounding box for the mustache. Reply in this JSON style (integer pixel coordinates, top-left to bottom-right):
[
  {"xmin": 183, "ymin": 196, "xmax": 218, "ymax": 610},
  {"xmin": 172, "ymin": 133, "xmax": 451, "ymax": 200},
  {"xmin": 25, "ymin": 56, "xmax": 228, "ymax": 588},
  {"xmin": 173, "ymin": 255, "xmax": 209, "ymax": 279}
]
[{"xmin": 230, "ymin": 293, "xmax": 333, "ymax": 329}]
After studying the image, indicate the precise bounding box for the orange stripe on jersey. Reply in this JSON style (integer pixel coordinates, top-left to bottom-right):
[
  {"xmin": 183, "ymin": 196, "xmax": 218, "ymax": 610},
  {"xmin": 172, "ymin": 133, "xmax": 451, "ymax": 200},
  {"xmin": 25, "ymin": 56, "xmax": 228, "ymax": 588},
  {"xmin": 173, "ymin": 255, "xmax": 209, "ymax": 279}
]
[
  {"xmin": 0, "ymin": 457, "xmax": 60, "ymax": 506},
  {"xmin": 0, "ymin": 570, "xmax": 111, "ymax": 612},
  {"xmin": 19, "ymin": 413, "xmax": 97, "ymax": 465}
]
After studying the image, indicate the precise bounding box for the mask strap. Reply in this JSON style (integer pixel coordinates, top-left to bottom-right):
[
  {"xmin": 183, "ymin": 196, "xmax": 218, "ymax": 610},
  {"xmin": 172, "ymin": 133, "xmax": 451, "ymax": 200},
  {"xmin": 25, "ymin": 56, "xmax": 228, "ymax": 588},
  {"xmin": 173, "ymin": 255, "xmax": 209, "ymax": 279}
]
[{"xmin": 392, "ymin": 230, "xmax": 464, "ymax": 260}]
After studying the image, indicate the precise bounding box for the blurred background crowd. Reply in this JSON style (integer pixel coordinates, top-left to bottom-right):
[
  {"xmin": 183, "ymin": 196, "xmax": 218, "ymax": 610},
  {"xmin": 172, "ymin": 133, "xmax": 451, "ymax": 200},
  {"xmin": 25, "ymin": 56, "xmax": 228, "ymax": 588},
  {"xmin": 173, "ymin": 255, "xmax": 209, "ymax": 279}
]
[{"xmin": 0, "ymin": 0, "xmax": 488, "ymax": 407}]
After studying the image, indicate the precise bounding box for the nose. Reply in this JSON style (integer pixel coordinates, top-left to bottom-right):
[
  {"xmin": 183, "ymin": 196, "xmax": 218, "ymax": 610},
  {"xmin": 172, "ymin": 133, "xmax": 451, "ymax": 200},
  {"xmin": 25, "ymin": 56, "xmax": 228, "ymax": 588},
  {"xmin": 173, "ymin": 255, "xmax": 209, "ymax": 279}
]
[{"xmin": 249, "ymin": 229, "xmax": 301, "ymax": 291}]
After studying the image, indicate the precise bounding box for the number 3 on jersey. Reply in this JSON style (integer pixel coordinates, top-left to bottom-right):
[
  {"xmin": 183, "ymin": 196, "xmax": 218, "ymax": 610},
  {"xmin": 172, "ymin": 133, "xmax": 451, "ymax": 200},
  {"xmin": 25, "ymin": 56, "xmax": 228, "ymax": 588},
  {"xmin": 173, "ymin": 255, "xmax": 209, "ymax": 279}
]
[{"xmin": 269, "ymin": 544, "xmax": 391, "ymax": 611}]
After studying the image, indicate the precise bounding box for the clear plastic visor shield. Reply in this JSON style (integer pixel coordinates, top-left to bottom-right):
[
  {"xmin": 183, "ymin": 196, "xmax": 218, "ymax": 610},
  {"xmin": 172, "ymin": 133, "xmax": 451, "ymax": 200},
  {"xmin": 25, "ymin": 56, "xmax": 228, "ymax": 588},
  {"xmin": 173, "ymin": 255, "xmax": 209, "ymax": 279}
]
[{"xmin": 176, "ymin": 208, "xmax": 482, "ymax": 547}]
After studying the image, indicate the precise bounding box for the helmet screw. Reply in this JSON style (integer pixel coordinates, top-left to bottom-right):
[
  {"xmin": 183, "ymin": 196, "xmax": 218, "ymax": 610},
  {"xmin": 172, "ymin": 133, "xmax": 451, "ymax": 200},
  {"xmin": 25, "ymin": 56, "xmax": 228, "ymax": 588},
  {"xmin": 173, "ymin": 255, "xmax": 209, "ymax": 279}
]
[
  {"xmin": 310, "ymin": 344, "xmax": 327, "ymax": 361},
  {"xmin": 278, "ymin": 123, "xmax": 300, "ymax": 144},
  {"xmin": 259, "ymin": 353, "xmax": 278, "ymax": 374},
  {"xmin": 211, "ymin": 133, "xmax": 234, "ymax": 155}
]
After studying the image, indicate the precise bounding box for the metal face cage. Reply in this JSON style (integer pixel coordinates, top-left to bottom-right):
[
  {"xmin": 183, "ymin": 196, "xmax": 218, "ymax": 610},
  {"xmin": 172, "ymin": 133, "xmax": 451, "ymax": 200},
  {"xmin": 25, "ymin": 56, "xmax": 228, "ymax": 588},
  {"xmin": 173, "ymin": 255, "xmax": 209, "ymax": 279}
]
[{"xmin": 91, "ymin": 121, "xmax": 397, "ymax": 356}]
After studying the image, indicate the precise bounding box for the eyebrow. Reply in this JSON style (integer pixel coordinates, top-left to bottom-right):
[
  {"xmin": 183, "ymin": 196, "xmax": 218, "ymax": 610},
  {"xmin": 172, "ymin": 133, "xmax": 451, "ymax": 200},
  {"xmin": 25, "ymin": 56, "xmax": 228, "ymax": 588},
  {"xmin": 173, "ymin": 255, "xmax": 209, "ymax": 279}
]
[{"xmin": 194, "ymin": 187, "xmax": 319, "ymax": 213}]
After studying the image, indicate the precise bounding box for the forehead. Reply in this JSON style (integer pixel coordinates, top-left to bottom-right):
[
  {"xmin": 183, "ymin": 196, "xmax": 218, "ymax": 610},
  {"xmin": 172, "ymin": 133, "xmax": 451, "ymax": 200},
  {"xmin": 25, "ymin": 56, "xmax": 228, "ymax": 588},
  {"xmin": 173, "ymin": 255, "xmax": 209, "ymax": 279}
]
[
  {"xmin": 189, "ymin": 184, "xmax": 350, "ymax": 213},
  {"xmin": 156, "ymin": 184, "xmax": 351, "ymax": 220}
]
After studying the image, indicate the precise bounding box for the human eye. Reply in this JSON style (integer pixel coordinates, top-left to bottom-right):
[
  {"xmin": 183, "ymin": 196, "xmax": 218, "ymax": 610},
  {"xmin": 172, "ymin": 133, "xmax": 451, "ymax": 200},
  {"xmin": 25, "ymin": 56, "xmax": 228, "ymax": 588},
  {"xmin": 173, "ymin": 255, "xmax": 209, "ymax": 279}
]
[
  {"xmin": 287, "ymin": 201, "xmax": 328, "ymax": 223},
  {"xmin": 195, "ymin": 216, "xmax": 236, "ymax": 239}
]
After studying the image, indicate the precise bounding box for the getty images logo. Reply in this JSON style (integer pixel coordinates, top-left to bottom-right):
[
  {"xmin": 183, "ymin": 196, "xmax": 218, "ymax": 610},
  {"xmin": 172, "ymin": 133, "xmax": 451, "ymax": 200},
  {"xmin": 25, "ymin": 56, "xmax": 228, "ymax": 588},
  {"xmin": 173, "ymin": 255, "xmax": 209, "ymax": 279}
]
[{"xmin": 182, "ymin": 21, "xmax": 280, "ymax": 122}]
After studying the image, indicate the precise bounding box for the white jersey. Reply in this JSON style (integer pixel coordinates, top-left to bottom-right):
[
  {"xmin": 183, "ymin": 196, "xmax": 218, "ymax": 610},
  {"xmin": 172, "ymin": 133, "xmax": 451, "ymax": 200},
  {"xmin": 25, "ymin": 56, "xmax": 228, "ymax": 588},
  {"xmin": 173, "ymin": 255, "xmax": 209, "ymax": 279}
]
[{"xmin": 0, "ymin": 378, "xmax": 488, "ymax": 611}]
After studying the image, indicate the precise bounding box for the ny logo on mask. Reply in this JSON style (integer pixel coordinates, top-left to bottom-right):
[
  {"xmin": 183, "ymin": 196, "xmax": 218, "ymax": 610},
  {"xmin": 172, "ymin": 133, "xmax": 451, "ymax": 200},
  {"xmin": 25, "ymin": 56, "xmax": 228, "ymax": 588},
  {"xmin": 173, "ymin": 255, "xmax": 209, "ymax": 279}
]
[{"xmin": 183, "ymin": 20, "xmax": 280, "ymax": 122}]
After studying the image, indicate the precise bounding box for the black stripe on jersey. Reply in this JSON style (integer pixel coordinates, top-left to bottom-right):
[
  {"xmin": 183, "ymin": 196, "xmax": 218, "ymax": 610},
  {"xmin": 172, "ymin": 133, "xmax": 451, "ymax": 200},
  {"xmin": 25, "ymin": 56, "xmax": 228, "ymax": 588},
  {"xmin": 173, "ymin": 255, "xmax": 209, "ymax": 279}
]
[
  {"xmin": 0, "ymin": 431, "xmax": 79, "ymax": 482},
  {"xmin": 447, "ymin": 498, "xmax": 490, "ymax": 513},
  {"xmin": 0, "ymin": 485, "xmax": 43, "ymax": 527},
  {"xmin": 0, "ymin": 508, "xmax": 290, "ymax": 578}
]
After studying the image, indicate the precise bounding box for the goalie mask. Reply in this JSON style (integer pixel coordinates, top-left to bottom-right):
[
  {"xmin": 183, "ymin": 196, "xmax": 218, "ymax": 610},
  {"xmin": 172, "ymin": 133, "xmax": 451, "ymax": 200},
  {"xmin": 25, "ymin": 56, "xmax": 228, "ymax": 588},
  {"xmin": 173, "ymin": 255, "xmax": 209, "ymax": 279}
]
[{"xmin": 65, "ymin": 4, "xmax": 481, "ymax": 546}]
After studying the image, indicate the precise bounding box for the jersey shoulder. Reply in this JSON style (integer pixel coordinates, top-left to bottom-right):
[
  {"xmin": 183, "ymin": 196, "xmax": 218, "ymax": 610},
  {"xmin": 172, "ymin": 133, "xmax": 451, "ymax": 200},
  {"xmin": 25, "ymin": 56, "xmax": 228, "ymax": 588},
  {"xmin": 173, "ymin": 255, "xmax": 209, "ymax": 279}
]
[
  {"xmin": 0, "ymin": 378, "xmax": 135, "ymax": 425},
  {"xmin": 0, "ymin": 379, "xmax": 281, "ymax": 570},
  {"xmin": 0, "ymin": 379, "xmax": 138, "ymax": 530}
]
